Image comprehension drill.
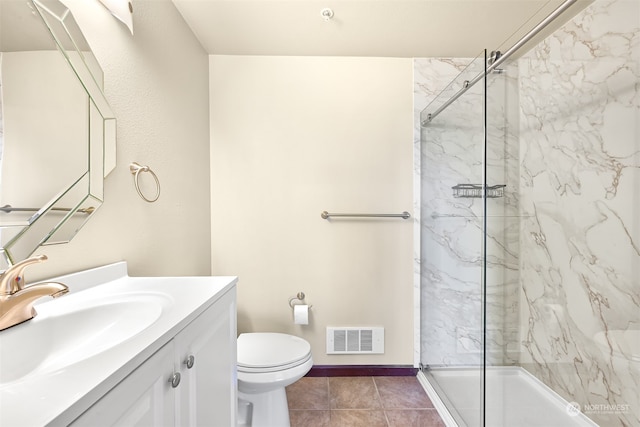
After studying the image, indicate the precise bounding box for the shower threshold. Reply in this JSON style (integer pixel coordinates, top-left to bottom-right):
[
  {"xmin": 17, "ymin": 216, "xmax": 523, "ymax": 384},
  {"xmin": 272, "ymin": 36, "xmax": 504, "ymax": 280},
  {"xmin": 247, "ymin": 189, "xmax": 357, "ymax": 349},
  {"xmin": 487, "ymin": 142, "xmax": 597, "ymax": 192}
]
[{"xmin": 417, "ymin": 366, "xmax": 598, "ymax": 427}]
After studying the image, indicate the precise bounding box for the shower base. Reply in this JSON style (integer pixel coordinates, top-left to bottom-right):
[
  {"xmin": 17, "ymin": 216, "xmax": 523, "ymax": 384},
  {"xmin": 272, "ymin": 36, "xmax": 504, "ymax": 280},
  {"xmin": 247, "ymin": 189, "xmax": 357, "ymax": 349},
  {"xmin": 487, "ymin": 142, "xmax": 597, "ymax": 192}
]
[{"xmin": 417, "ymin": 366, "xmax": 598, "ymax": 427}]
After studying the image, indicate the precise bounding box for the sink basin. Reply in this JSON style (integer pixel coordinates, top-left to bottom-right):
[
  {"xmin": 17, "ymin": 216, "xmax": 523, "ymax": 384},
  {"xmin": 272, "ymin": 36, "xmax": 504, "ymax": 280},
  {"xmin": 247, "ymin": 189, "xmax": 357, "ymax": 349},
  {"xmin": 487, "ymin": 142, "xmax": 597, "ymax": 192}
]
[{"xmin": 0, "ymin": 291, "xmax": 169, "ymax": 385}]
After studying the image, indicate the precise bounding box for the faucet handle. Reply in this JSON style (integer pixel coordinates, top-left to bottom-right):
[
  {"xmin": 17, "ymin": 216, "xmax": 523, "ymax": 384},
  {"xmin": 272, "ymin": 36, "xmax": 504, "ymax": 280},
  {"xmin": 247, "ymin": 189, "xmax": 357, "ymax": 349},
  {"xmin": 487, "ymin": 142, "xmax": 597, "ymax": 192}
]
[{"xmin": 0, "ymin": 254, "xmax": 48, "ymax": 295}]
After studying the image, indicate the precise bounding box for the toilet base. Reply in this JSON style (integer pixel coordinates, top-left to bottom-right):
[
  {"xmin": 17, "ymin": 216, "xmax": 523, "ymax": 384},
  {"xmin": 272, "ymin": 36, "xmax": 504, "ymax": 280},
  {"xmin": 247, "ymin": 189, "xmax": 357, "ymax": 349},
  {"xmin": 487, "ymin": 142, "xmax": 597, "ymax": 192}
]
[{"xmin": 238, "ymin": 387, "xmax": 290, "ymax": 427}]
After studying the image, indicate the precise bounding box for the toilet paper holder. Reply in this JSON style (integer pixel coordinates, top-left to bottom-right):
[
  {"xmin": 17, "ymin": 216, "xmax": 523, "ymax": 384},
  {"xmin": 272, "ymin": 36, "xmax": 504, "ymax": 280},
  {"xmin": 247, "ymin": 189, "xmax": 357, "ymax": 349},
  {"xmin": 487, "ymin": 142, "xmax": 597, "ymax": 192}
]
[{"xmin": 288, "ymin": 292, "xmax": 312, "ymax": 309}]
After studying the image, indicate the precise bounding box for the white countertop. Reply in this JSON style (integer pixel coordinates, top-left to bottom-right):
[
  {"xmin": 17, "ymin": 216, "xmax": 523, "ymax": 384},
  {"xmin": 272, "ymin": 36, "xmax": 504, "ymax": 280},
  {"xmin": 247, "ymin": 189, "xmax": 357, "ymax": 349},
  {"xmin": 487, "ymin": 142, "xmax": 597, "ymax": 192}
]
[{"xmin": 0, "ymin": 262, "xmax": 237, "ymax": 426}]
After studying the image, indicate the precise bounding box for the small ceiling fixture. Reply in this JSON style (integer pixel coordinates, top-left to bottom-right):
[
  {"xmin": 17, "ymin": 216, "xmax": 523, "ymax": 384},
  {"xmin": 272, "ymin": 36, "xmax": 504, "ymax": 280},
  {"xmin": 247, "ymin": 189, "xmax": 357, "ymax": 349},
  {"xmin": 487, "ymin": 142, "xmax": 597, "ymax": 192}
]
[
  {"xmin": 320, "ymin": 8, "xmax": 334, "ymax": 21},
  {"xmin": 97, "ymin": 0, "xmax": 134, "ymax": 34}
]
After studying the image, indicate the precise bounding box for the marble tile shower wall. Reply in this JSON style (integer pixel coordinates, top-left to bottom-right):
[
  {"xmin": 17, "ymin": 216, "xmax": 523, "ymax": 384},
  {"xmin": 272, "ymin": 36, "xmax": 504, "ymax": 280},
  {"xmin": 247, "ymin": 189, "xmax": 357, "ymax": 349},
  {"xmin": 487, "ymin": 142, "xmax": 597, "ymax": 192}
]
[
  {"xmin": 414, "ymin": 58, "xmax": 472, "ymax": 367},
  {"xmin": 415, "ymin": 58, "xmax": 521, "ymax": 367},
  {"xmin": 518, "ymin": 1, "xmax": 639, "ymax": 426},
  {"xmin": 415, "ymin": 1, "xmax": 639, "ymax": 425},
  {"xmin": 486, "ymin": 65, "xmax": 522, "ymax": 364}
]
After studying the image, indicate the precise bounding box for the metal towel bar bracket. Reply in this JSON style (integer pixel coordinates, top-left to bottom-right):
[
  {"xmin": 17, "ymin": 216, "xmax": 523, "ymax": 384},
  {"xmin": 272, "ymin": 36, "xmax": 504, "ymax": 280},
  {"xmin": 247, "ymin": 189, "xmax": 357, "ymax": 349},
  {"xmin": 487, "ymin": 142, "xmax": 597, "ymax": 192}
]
[
  {"xmin": 130, "ymin": 162, "xmax": 160, "ymax": 203},
  {"xmin": 289, "ymin": 292, "xmax": 312, "ymax": 309},
  {"xmin": 321, "ymin": 211, "xmax": 411, "ymax": 220}
]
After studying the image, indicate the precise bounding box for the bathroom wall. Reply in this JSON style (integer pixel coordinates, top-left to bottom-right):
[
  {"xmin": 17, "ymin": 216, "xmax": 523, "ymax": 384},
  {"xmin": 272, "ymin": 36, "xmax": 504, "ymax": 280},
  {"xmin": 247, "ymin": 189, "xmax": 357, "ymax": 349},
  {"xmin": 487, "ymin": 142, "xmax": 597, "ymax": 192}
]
[
  {"xmin": 209, "ymin": 56, "xmax": 414, "ymax": 365},
  {"xmin": 518, "ymin": 0, "xmax": 639, "ymax": 425},
  {"xmin": 30, "ymin": 0, "xmax": 212, "ymax": 280}
]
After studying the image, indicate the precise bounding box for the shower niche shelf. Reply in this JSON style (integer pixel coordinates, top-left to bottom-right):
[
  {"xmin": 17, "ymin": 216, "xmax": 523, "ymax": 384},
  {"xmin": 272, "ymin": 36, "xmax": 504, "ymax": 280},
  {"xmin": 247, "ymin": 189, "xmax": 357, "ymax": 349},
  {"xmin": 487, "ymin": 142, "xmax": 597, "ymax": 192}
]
[{"xmin": 452, "ymin": 184, "xmax": 506, "ymax": 198}]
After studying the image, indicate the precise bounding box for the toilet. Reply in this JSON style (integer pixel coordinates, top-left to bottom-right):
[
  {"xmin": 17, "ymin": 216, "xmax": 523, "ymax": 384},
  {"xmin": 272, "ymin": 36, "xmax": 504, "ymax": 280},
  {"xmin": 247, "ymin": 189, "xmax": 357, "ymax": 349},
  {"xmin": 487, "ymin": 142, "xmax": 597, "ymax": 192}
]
[{"xmin": 237, "ymin": 332, "xmax": 313, "ymax": 427}]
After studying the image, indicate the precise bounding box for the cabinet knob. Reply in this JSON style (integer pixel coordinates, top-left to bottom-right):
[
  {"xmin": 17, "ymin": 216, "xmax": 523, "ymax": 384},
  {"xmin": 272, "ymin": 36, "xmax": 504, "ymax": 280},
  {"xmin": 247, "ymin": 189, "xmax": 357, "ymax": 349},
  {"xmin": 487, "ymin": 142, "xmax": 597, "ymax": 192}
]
[
  {"xmin": 184, "ymin": 355, "xmax": 195, "ymax": 369},
  {"xmin": 169, "ymin": 372, "xmax": 181, "ymax": 388}
]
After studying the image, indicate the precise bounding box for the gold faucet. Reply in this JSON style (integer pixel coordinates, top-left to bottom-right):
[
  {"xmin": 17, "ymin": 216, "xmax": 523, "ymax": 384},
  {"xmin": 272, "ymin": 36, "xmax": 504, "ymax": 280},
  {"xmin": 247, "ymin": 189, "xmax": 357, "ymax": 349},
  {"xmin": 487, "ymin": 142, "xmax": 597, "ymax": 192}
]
[{"xmin": 0, "ymin": 255, "xmax": 68, "ymax": 331}]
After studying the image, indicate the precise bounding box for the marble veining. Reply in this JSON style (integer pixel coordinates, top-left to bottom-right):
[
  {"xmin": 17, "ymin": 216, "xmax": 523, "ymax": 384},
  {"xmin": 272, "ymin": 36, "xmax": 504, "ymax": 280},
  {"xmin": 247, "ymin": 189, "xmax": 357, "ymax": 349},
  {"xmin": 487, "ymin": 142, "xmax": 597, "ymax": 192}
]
[
  {"xmin": 415, "ymin": 1, "xmax": 638, "ymax": 425},
  {"xmin": 413, "ymin": 58, "xmax": 476, "ymax": 367},
  {"xmin": 416, "ymin": 56, "xmax": 521, "ymax": 368},
  {"xmin": 518, "ymin": 1, "xmax": 639, "ymax": 425}
]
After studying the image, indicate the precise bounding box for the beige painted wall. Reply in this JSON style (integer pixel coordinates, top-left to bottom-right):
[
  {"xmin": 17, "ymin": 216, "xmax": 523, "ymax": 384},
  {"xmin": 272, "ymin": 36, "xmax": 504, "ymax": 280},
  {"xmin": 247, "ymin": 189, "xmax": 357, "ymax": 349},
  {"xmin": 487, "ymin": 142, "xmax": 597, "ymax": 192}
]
[
  {"xmin": 30, "ymin": 0, "xmax": 211, "ymax": 280},
  {"xmin": 209, "ymin": 56, "xmax": 414, "ymax": 365}
]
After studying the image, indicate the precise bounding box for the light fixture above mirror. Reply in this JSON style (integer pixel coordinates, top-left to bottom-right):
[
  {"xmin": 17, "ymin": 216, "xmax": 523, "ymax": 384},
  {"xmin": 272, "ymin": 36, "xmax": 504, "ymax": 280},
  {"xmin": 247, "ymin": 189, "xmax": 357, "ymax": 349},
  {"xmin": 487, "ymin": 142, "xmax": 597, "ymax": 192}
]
[{"xmin": 97, "ymin": 0, "xmax": 134, "ymax": 35}]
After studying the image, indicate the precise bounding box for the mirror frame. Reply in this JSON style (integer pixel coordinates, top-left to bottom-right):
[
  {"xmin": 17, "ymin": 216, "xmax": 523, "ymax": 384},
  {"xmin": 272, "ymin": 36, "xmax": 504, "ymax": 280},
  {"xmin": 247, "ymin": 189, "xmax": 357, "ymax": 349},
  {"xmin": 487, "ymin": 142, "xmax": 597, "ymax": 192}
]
[{"xmin": 0, "ymin": 0, "xmax": 116, "ymax": 268}]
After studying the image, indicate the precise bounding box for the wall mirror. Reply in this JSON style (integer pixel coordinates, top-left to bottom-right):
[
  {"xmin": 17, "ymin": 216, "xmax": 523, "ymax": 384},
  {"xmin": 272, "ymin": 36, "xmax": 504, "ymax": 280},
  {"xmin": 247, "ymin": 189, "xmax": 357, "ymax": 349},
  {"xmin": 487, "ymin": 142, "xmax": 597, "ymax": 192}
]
[{"xmin": 0, "ymin": 0, "xmax": 116, "ymax": 270}]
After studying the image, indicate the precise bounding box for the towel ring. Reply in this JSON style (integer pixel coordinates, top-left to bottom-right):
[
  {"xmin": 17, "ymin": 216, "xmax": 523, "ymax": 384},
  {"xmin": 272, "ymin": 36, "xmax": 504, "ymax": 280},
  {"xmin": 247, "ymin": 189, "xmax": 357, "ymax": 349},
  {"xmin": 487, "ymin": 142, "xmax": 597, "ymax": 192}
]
[{"xmin": 130, "ymin": 162, "xmax": 160, "ymax": 203}]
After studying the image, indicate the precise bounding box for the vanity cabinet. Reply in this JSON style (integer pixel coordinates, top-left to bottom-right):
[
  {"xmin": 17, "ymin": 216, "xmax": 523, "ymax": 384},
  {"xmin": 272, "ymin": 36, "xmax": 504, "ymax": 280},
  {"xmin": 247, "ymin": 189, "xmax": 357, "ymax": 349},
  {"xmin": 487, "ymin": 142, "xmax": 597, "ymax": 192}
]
[
  {"xmin": 70, "ymin": 342, "xmax": 175, "ymax": 426},
  {"xmin": 71, "ymin": 287, "xmax": 237, "ymax": 427},
  {"xmin": 175, "ymin": 287, "xmax": 237, "ymax": 426}
]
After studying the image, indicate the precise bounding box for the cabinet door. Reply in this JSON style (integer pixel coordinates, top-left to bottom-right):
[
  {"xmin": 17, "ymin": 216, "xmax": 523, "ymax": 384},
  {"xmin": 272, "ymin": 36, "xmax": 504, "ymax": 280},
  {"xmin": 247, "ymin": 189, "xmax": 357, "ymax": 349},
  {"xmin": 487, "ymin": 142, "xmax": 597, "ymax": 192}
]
[
  {"xmin": 175, "ymin": 288, "xmax": 237, "ymax": 427},
  {"xmin": 71, "ymin": 343, "xmax": 175, "ymax": 427}
]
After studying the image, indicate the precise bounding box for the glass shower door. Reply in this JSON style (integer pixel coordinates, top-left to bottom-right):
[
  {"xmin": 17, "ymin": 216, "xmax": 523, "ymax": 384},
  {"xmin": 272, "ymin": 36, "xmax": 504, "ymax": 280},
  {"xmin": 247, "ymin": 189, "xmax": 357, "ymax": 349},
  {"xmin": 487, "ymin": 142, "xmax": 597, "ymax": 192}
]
[
  {"xmin": 419, "ymin": 51, "xmax": 488, "ymax": 427},
  {"xmin": 481, "ymin": 53, "xmax": 522, "ymax": 426}
]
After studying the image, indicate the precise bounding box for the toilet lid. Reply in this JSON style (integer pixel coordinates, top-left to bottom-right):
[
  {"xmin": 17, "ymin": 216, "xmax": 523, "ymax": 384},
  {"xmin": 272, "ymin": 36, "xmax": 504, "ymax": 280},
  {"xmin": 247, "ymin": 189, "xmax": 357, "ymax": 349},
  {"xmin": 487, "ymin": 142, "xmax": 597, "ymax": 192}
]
[{"xmin": 237, "ymin": 333, "xmax": 311, "ymax": 370}]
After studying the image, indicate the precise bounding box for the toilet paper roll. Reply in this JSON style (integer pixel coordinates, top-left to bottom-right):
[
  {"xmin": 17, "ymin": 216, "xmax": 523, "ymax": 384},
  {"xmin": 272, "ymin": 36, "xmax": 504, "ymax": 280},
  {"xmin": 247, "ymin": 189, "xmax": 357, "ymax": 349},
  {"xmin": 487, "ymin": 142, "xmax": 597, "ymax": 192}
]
[{"xmin": 294, "ymin": 304, "xmax": 309, "ymax": 325}]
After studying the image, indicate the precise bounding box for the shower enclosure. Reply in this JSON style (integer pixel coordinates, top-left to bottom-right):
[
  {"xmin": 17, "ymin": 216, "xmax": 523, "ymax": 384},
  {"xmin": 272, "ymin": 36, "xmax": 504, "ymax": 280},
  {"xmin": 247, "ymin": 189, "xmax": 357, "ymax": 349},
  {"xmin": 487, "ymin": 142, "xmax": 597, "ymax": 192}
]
[
  {"xmin": 418, "ymin": 49, "xmax": 530, "ymax": 427},
  {"xmin": 415, "ymin": 1, "xmax": 639, "ymax": 426}
]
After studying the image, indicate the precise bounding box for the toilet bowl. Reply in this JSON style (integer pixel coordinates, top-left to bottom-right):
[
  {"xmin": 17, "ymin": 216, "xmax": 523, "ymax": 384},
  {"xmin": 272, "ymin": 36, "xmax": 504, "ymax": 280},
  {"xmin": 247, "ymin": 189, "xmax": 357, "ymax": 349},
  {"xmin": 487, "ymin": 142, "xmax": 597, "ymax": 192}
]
[{"xmin": 237, "ymin": 332, "xmax": 313, "ymax": 427}]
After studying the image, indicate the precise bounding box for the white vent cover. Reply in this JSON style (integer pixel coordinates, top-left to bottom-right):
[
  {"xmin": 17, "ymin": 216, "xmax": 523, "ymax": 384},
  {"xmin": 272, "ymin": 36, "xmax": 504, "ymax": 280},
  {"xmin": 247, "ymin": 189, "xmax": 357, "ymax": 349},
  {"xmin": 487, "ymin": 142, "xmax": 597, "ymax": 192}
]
[{"xmin": 326, "ymin": 327, "xmax": 384, "ymax": 354}]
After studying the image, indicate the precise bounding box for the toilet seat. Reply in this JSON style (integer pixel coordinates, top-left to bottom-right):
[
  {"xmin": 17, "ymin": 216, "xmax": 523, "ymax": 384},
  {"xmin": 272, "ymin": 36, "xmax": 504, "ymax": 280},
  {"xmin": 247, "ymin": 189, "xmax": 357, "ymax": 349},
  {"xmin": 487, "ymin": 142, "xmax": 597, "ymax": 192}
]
[
  {"xmin": 238, "ymin": 333, "xmax": 312, "ymax": 373},
  {"xmin": 236, "ymin": 332, "xmax": 313, "ymax": 426}
]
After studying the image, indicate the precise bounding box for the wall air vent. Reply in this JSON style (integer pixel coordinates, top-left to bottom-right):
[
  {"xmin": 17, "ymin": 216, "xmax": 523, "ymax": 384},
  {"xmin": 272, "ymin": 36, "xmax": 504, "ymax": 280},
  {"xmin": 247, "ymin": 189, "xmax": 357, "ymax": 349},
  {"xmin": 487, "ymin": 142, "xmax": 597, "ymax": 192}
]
[{"xmin": 326, "ymin": 327, "xmax": 384, "ymax": 354}]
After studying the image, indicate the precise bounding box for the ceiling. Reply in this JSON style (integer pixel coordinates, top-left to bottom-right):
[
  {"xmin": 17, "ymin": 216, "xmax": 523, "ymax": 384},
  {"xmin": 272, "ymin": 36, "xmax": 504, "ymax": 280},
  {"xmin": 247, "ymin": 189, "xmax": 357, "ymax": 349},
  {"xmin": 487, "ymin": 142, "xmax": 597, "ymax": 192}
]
[{"xmin": 171, "ymin": 0, "xmax": 590, "ymax": 58}]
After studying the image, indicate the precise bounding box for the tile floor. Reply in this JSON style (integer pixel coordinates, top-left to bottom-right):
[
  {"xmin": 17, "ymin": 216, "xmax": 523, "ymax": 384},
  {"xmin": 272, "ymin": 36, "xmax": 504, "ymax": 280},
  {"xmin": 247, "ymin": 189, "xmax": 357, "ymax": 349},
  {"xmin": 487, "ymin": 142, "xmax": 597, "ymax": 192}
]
[{"xmin": 286, "ymin": 376, "xmax": 446, "ymax": 427}]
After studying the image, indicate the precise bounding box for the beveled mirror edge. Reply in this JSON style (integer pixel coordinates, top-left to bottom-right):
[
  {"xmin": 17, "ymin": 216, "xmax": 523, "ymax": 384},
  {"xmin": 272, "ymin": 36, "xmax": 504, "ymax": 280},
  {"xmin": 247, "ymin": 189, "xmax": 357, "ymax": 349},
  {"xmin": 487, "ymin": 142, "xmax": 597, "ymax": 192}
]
[{"xmin": 0, "ymin": 0, "xmax": 116, "ymax": 268}]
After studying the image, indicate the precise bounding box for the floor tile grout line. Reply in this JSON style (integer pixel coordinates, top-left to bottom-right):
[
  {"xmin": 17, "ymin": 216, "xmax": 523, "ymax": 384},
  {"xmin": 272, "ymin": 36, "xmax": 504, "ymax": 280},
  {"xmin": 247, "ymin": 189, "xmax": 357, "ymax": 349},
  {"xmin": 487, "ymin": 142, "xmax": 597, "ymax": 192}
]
[
  {"xmin": 323, "ymin": 377, "xmax": 330, "ymax": 411},
  {"xmin": 372, "ymin": 376, "xmax": 392, "ymax": 426},
  {"xmin": 371, "ymin": 376, "xmax": 385, "ymax": 409},
  {"xmin": 371, "ymin": 376, "xmax": 381, "ymax": 405}
]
